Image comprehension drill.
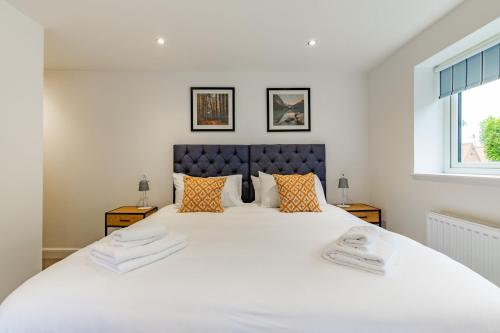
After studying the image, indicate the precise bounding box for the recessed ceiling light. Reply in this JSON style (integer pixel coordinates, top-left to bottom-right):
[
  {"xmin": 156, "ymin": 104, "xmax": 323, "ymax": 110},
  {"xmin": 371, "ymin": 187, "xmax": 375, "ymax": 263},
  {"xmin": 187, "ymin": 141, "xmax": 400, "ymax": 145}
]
[
  {"xmin": 307, "ymin": 40, "xmax": 317, "ymax": 47},
  {"xmin": 156, "ymin": 37, "xmax": 166, "ymax": 46}
]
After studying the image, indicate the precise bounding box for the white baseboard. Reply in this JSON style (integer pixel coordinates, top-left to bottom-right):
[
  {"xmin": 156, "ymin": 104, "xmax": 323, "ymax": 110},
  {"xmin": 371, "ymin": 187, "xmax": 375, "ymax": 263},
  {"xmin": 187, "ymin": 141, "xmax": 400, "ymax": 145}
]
[{"xmin": 43, "ymin": 247, "xmax": 80, "ymax": 259}]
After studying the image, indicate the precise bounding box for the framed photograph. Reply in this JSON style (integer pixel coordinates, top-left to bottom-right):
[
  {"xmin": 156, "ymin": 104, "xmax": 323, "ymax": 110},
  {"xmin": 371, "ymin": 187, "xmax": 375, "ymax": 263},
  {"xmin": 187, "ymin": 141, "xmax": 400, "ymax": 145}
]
[
  {"xmin": 267, "ymin": 88, "xmax": 310, "ymax": 132},
  {"xmin": 191, "ymin": 87, "xmax": 235, "ymax": 131}
]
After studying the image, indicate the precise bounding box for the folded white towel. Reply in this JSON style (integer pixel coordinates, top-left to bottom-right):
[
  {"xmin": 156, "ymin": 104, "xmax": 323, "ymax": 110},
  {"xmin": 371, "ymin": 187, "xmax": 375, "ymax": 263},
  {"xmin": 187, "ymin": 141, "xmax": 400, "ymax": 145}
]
[
  {"xmin": 92, "ymin": 233, "xmax": 187, "ymax": 264},
  {"xmin": 323, "ymin": 232, "xmax": 397, "ymax": 274},
  {"xmin": 323, "ymin": 252, "xmax": 387, "ymax": 275},
  {"xmin": 324, "ymin": 239, "xmax": 395, "ymax": 267},
  {"xmin": 109, "ymin": 234, "xmax": 164, "ymax": 249},
  {"xmin": 111, "ymin": 223, "xmax": 167, "ymax": 242},
  {"xmin": 338, "ymin": 225, "xmax": 382, "ymax": 248},
  {"xmin": 90, "ymin": 240, "xmax": 187, "ymax": 273}
]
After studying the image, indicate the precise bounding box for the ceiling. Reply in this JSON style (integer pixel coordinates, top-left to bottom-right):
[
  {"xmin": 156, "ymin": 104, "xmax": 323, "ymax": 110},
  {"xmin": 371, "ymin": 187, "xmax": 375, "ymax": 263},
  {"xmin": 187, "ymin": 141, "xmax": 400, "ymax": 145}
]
[{"xmin": 8, "ymin": 0, "xmax": 462, "ymax": 72}]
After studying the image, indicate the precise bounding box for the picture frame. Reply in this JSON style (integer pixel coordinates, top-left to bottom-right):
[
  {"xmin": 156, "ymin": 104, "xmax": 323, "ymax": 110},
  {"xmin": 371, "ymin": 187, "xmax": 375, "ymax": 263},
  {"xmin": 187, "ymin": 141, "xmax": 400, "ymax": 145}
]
[
  {"xmin": 191, "ymin": 87, "xmax": 235, "ymax": 131},
  {"xmin": 267, "ymin": 88, "xmax": 310, "ymax": 132}
]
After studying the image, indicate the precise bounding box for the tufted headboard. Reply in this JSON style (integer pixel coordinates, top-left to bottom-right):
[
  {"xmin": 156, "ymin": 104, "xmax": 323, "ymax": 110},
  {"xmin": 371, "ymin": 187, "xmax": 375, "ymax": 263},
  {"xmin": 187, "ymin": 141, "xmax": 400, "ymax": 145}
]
[
  {"xmin": 250, "ymin": 144, "xmax": 326, "ymax": 200},
  {"xmin": 173, "ymin": 145, "xmax": 251, "ymax": 202},
  {"xmin": 173, "ymin": 144, "xmax": 326, "ymax": 203}
]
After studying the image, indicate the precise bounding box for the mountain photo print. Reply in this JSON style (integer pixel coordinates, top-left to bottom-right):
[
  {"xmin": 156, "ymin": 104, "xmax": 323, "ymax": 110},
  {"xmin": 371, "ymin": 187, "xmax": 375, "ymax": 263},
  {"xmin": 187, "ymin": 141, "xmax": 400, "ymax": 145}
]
[{"xmin": 267, "ymin": 88, "xmax": 310, "ymax": 132}]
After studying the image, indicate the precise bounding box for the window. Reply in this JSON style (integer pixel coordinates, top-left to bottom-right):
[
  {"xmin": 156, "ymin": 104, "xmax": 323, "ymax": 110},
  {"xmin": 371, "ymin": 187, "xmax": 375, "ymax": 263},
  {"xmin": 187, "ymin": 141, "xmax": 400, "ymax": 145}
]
[
  {"xmin": 415, "ymin": 28, "xmax": 500, "ymax": 178},
  {"xmin": 447, "ymin": 79, "xmax": 500, "ymax": 174}
]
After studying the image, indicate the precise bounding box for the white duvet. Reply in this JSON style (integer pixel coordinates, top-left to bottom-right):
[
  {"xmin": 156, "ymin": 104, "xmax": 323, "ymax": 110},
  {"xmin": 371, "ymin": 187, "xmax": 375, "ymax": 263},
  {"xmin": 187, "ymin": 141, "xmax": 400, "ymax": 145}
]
[{"xmin": 1, "ymin": 204, "xmax": 500, "ymax": 333}]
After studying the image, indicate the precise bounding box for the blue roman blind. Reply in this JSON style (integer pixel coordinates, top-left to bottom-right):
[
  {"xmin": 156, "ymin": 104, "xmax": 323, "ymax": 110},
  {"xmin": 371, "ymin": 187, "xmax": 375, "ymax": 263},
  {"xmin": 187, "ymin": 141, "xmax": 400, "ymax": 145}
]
[{"xmin": 439, "ymin": 43, "xmax": 500, "ymax": 98}]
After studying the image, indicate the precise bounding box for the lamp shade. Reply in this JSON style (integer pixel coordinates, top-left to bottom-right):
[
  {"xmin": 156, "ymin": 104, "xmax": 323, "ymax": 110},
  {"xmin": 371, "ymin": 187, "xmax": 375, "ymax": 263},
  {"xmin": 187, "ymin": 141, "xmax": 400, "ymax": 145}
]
[
  {"xmin": 138, "ymin": 176, "xmax": 149, "ymax": 191},
  {"xmin": 338, "ymin": 174, "xmax": 349, "ymax": 189}
]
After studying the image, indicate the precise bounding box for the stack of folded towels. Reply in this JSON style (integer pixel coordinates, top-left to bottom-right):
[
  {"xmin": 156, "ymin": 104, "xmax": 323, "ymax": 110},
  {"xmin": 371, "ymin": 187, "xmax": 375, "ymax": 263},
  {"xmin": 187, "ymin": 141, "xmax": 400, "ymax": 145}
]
[
  {"xmin": 89, "ymin": 223, "xmax": 187, "ymax": 273},
  {"xmin": 322, "ymin": 225, "xmax": 396, "ymax": 275}
]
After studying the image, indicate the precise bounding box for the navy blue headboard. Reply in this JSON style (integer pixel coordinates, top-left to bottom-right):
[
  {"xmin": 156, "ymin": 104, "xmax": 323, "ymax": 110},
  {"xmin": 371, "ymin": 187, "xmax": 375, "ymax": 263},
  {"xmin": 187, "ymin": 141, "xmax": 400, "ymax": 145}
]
[
  {"xmin": 173, "ymin": 145, "xmax": 251, "ymax": 202},
  {"xmin": 250, "ymin": 144, "xmax": 326, "ymax": 200},
  {"xmin": 173, "ymin": 144, "xmax": 326, "ymax": 203}
]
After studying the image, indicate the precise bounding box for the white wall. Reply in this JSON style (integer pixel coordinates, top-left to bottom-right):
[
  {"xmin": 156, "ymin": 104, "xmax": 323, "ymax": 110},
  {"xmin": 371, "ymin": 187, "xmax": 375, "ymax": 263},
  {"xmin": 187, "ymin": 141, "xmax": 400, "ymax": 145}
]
[
  {"xmin": 0, "ymin": 1, "xmax": 43, "ymax": 300},
  {"xmin": 368, "ymin": 0, "xmax": 500, "ymax": 242},
  {"xmin": 44, "ymin": 70, "xmax": 369, "ymax": 249}
]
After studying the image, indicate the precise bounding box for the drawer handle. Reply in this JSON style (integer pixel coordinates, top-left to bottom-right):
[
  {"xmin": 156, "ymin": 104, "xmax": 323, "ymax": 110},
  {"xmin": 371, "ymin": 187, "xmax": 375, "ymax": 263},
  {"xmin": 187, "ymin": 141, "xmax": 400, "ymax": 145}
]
[
  {"xmin": 119, "ymin": 219, "xmax": 131, "ymax": 222},
  {"xmin": 358, "ymin": 216, "xmax": 368, "ymax": 219}
]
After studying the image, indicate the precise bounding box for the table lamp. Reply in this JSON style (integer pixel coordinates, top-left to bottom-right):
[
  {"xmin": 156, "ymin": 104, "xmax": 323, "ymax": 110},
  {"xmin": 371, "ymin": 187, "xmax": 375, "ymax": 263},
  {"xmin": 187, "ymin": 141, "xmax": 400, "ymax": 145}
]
[
  {"xmin": 138, "ymin": 175, "xmax": 151, "ymax": 209},
  {"xmin": 337, "ymin": 174, "xmax": 350, "ymax": 208}
]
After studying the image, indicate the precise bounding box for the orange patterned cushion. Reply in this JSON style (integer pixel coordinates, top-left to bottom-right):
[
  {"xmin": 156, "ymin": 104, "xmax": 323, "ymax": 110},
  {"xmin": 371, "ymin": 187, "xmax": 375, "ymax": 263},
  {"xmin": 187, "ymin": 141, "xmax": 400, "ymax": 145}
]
[
  {"xmin": 178, "ymin": 176, "xmax": 226, "ymax": 213},
  {"xmin": 273, "ymin": 173, "xmax": 321, "ymax": 213}
]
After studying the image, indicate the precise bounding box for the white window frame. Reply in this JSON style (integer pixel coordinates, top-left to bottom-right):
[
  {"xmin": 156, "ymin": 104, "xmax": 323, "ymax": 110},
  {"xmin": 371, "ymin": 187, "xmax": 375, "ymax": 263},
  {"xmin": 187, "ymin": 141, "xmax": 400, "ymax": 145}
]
[{"xmin": 445, "ymin": 93, "xmax": 500, "ymax": 175}]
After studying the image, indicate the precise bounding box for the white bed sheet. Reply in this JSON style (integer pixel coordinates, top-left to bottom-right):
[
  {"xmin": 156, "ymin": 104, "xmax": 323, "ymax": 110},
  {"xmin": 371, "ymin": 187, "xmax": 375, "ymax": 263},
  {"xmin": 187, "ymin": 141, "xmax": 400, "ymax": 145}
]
[{"xmin": 1, "ymin": 204, "xmax": 500, "ymax": 333}]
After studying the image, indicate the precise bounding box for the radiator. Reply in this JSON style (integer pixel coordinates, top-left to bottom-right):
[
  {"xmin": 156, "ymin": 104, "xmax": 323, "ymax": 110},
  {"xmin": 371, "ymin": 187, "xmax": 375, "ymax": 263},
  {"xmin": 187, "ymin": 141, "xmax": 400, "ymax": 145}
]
[{"xmin": 426, "ymin": 212, "xmax": 500, "ymax": 286}]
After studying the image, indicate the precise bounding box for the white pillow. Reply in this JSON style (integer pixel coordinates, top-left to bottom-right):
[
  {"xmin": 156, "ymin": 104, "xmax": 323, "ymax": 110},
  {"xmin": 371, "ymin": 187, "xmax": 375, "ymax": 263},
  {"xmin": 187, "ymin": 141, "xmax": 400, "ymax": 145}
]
[
  {"xmin": 173, "ymin": 173, "xmax": 244, "ymax": 207},
  {"xmin": 258, "ymin": 171, "xmax": 327, "ymax": 208},
  {"xmin": 258, "ymin": 172, "xmax": 280, "ymax": 208},
  {"xmin": 314, "ymin": 176, "xmax": 328, "ymax": 206},
  {"xmin": 251, "ymin": 175, "xmax": 261, "ymax": 204}
]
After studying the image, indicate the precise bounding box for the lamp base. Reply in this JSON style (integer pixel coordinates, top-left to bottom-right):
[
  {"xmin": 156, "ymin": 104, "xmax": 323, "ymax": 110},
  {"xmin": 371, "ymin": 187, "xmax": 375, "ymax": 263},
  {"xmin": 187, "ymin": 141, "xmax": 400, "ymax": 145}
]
[
  {"xmin": 138, "ymin": 206, "xmax": 152, "ymax": 210},
  {"xmin": 336, "ymin": 204, "xmax": 351, "ymax": 208}
]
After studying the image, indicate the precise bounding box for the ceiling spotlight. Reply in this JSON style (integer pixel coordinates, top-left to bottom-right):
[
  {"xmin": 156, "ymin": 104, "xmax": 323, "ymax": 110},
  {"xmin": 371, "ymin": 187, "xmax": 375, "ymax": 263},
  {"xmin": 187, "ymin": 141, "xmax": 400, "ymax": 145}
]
[
  {"xmin": 307, "ymin": 40, "xmax": 317, "ymax": 47},
  {"xmin": 156, "ymin": 37, "xmax": 166, "ymax": 46}
]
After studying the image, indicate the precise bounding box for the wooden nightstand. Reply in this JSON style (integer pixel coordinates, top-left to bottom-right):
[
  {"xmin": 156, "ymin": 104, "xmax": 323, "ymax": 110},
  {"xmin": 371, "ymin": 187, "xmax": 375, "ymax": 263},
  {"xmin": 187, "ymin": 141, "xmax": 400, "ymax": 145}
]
[
  {"xmin": 339, "ymin": 203, "xmax": 382, "ymax": 227},
  {"xmin": 105, "ymin": 206, "xmax": 158, "ymax": 236}
]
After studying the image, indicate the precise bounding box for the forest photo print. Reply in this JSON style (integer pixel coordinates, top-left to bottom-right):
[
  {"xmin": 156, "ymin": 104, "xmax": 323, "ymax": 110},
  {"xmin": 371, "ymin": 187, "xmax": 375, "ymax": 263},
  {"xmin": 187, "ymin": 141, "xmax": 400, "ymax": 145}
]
[{"xmin": 191, "ymin": 87, "xmax": 235, "ymax": 131}]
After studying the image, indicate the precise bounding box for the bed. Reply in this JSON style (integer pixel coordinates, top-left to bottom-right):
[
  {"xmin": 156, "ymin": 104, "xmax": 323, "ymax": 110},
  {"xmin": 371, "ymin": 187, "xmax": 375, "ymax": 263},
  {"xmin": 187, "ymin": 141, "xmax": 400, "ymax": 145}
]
[{"xmin": 1, "ymin": 144, "xmax": 500, "ymax": 333}]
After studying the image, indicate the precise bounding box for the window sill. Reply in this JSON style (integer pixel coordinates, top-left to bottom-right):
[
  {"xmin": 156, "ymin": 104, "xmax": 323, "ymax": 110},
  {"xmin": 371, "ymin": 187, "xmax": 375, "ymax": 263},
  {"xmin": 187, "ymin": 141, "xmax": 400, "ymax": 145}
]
[{"xmin": 412, "ymin": 172, "xmax": 500, "ymax": 187}]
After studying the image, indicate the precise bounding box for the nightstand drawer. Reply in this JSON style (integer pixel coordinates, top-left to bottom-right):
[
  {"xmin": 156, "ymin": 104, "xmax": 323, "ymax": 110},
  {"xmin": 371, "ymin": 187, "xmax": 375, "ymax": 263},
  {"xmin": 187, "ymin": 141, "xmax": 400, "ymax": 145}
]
[
  {"xmin": 105, "ymin": 206, "xmax": 158, "ymax": 236},
  {"xmin": 350, "ymin": 211, "xmax": 380, "ymax": 223},
  {"xmin": 106, "ymin": 214, "xmax": 143, "ymax": 227}
]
